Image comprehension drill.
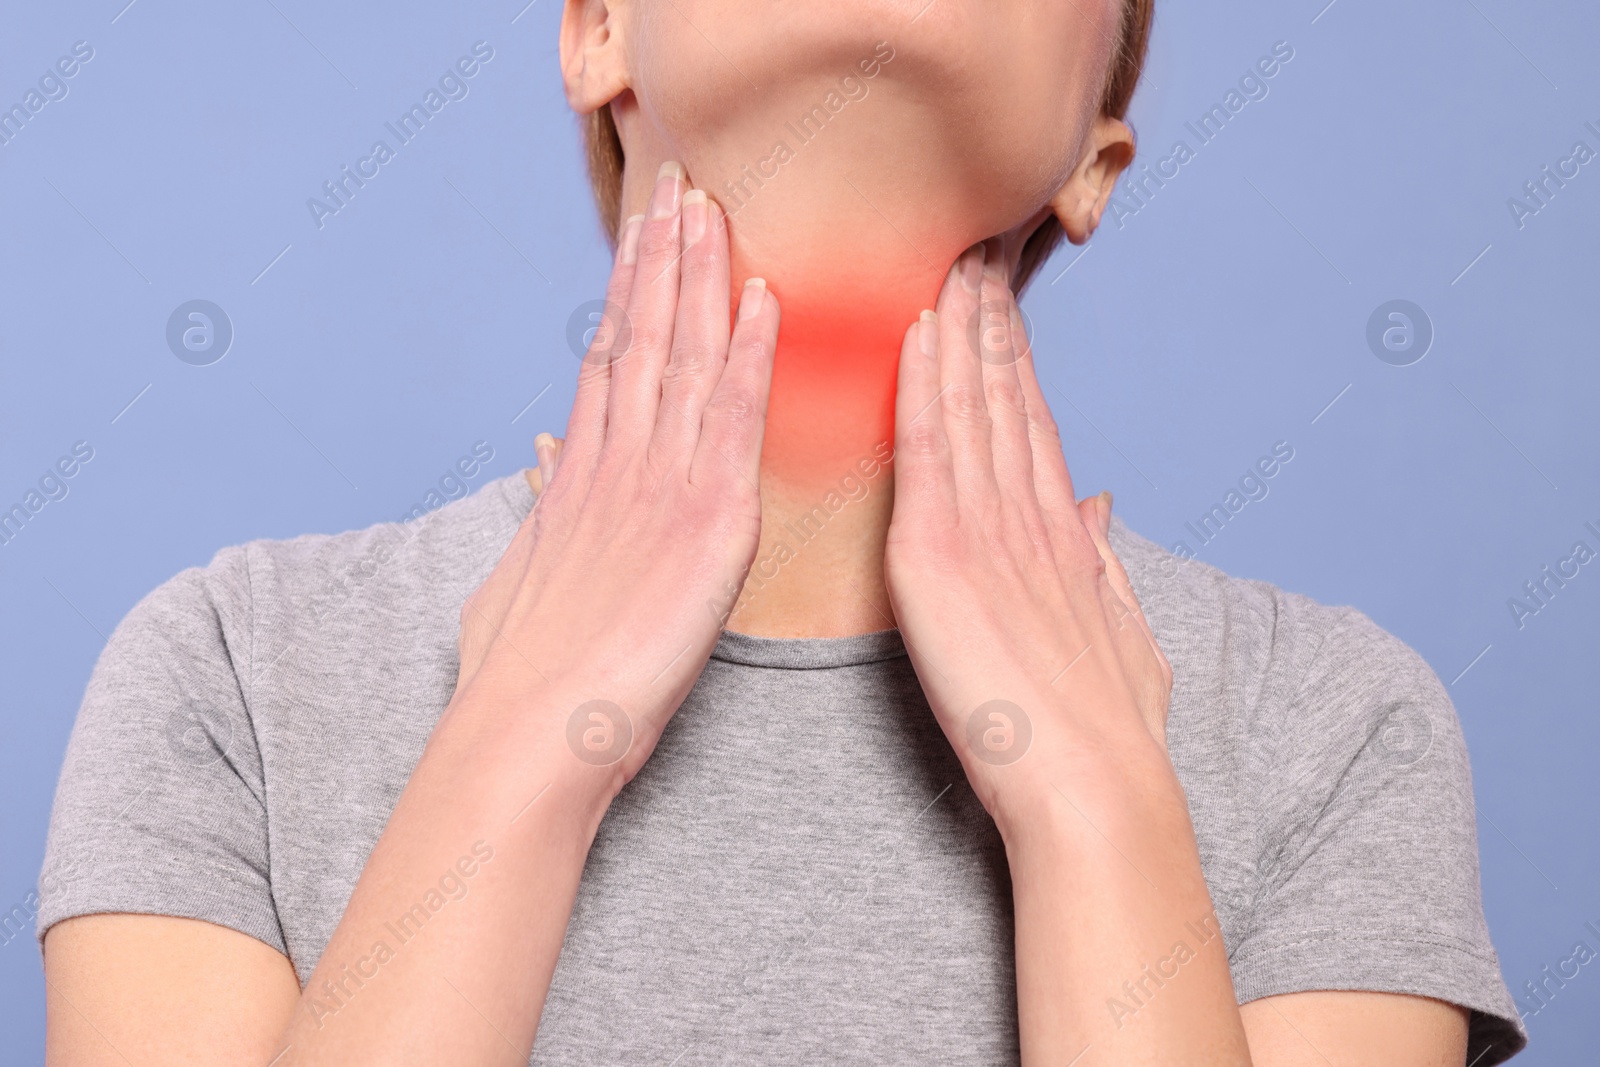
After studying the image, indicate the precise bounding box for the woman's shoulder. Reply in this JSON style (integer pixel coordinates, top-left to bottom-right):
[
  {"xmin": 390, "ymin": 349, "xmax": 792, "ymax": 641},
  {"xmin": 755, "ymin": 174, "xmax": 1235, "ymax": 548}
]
[
  {"xmin": 129, "ymin": 473, "xmax": 531, "ymax": 638},
  {"xmin": 75, "ymin": 473, "xmax": 533, "ymax": 721},
  {"xmin": 1111, "ymin": 520, "xmax": 1523, "ymax": 1055},
  {"xmin": 1110, "ymin": 514, "xmax": 1450, "ymax": 739},
  {"xmin": 39, "ymin": 474, "xmax": 535, "ymax": 949}
]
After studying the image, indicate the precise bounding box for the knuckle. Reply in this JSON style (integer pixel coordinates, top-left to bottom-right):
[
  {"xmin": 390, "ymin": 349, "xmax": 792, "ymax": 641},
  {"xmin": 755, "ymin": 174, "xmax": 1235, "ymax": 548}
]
[
  {"xmin": 576, "ymin": 358, "xmax": 611, "ymax": 389},
  {"xmin": 984, "ymin": 377, "xmax": 1027, "ymax": 418},
  {"xmin": 625, "ymin": 322, "xmax": 671, "ymax": 359},
  {"xmin": 728, "ymin": 331, "xmax": 772, "ymax": 368},
  {"xmin": 1018, "ymin": 510, "xmax": 1057, "ymax": 559},
  {"xmin": 943, "ymin": 383, "xmax": 989, "ymax": 424},
  {"xmin": 635, "ymin": 219, "xmax": 680, "ymax": 263},
  {"xmin": 662, "ymin": 342, "xmax": 715, "ymax": 390},
  {"xmin": 900, "ymin": 421, "xmax": 946, "ymax": 460},
  {"xmin": 1030, "ymin": 404, "xmax": 1056, "ymax": 438},
  {"xmin": 703, "ymin": 387, "xmax": 759, "ymax": 426},
  {"xmin": 1028, "ymin": 410, "xmax": 1063, "ymax": 443}
]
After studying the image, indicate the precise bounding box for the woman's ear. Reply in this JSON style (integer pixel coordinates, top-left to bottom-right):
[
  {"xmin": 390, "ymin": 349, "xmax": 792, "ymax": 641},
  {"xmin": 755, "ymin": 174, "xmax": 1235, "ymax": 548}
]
[
  {"xmin": 560, "ymin": 0, "xmax": 630, "ymax": 114},
  {"xmin": 1047, "ymin": 116, "xmax": 1136, "ymax": 245}
]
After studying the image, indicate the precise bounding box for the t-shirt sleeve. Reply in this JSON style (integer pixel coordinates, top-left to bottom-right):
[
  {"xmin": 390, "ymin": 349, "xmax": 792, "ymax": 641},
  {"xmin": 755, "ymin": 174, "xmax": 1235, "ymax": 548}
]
[
  {"xmin": 36, "ymin": 544, "xmax": 286, "ymax": 956},
  {"xmin": 1229, "ymin": 606, "xmax": 1526, "ymax": 1065}
]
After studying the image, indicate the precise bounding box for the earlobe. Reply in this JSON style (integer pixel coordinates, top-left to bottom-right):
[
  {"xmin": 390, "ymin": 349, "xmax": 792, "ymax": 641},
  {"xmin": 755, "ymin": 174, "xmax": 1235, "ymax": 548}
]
[
  {"xmin": 559, "ymin": 0, "xmax": 631, "ymax": 114},
  {"xmin": 1048, "ymin": 116, "xmax": 1135, "ymax": 245}
]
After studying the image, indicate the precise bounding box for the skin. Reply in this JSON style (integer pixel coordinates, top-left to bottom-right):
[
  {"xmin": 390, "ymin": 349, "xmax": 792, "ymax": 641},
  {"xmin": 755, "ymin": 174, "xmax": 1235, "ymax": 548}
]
[
  {"xmin": 564, "ymin": 0, "xmax": 1135, "ymax": 636},
  {"xmin": 46, "ymin": 1, "xmax": 1472, "ymax": 1064}
]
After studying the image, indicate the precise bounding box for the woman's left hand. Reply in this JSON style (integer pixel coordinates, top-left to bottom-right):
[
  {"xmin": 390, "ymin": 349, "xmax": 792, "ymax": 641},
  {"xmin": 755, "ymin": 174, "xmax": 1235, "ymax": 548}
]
[{"xmin": 885, "ymin": 238, "xmax": 1174, "ymax": 833}]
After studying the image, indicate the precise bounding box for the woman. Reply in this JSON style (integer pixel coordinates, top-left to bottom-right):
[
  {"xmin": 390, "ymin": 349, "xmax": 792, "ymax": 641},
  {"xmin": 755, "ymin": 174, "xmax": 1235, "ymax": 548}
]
[{"xmin": 39, "ymin": 0, "xmax": 1523, "ymax": 1063}]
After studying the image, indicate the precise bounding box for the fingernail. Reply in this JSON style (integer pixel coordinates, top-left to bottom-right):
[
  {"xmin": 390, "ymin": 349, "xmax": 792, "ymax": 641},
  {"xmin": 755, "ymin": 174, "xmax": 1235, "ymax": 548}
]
[
  {"xmin": 1097, "ymin": 490, "xmax": 1112, "ymax": 537},
  {"xmin": 650, "ymin": 161, "xmax": 686, "ymax": 220},
  {"xmin": 682, "ymin": 189, "xmax": 708, "ymax": 246},
  {"xmin": 918, "ymin": 309, "xmax": 938, "ymax": 358},
  {"xmin": 619, "ymin": 214, "xmax": 645, "ymax": 266},
  {"xmin": 960, "ymin": 244, "xmax": 983, "ymax": 293},
  {"xmin": 535, "ymin": 434, "xmax": 556, "ymax": 494},
  {"xmin": 739, "ymin": 278, "xmax": 767, "ymax": 321}
]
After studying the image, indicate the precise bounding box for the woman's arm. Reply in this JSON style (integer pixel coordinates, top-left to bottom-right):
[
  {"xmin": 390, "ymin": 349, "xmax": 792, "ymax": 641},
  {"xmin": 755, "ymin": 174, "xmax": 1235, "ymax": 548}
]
[
  {"xmin": 45, "ymin": 915, "xmax": 301, "ymax": 1065},
  {"xmin": 884, "ymin": 239, "xmax": 1470, "ymax": 1066},
  {"xmin": 883, "ymin": 239, "xmax": 1248, "ymax": 1064},
  {"xmin": 1242, "ymin": 991, "xmax": 1468, "ymax": 1065},
  {"xmin": 45, "ymin": 166, "xmax": 780, "ymax": 1066}
]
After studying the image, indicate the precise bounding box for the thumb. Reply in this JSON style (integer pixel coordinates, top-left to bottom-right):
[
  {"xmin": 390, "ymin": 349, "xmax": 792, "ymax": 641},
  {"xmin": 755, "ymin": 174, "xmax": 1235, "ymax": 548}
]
[
  {"xmin": 531, "ymin": 433, "xmax": 566, "ymax": 495},
  {"xmin": 1078, "ymin": 491, "xmax": 1155, "ymax": 645}
]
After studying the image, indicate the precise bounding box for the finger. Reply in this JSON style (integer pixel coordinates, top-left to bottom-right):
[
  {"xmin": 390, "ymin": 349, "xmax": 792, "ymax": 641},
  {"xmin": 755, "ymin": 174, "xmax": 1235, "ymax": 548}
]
[
  {"xmin": 934, "ymin": 244, "xmax": 997, "ymax": 505},
  {"xmin": 1014, "ymin": 326, "xmax": 1080, "ymax": 524},
  {"xmin": 1079, "ymin": 492, "xmax": 1157, "ymax": 648},
  {"xmin": 607, "ymin": 161, "xmax": 688, "ymax": 450},
  {"xmin": 651, "ymin": 190, "xmax": 733, "ymax": 464},
  {"xmin": 531, "ymin": 433, "xmax": 565, "ymax": 496},
  {"xmin": 974, "ymin": 236, "xmax": 1039, "ymax": 511},
  {"xmin": 892, "ymin": 309, "xmax": 955, "ymax": 520},
  {"xmin": 562, "ymin": 215, "xmax": 642, "ymax": 482},
  {"xmin": 691, "ymin": 279, "xmax": 778, "ymax": 489}
]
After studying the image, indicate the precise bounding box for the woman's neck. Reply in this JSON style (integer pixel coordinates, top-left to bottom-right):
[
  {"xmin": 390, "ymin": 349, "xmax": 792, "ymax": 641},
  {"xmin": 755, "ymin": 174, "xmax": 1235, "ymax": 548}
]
[
  {"xmin": 605, "ymin": 122, "xmax": 993, "ymax": 635},
  {"xmin": 725, "ymin": 241, "xmax": 945, "ymax": 637}
]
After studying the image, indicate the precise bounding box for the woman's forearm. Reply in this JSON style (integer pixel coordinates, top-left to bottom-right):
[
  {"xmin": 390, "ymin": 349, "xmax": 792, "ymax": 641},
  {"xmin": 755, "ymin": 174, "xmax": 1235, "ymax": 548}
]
[
  {"xmin": 1004, "ymin": 738, "xmax": 1250, "ymax": 1066},
  {"xmin": 276, "ymin": 676, "xmax": 615, "ymax": 1064}
]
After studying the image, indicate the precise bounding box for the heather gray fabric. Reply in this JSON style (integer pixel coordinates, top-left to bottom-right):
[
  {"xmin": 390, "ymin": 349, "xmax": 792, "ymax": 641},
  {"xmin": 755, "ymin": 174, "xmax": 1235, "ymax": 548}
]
[{"xmin": 38, "ymin": 473, "xmax": 1526, "ymax": 1064}]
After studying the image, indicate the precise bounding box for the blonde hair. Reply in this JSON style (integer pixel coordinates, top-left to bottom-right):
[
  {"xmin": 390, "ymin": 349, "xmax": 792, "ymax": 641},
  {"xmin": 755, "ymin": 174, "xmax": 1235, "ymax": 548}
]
[{"xmin": 580, "ymin": 0, "xmax": 1154, "ymax": 294}]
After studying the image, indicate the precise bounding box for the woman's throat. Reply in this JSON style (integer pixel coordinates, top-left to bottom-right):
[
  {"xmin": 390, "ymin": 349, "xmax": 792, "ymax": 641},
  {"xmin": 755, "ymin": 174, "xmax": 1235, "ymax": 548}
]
[
  {"xmin": 719, "ymin": 238, "xmax": 950, "ymax": 637},
  {"xmin": 753, "ymin": 273, "xmax": 938, "ymax": 495},
  {"xmin": 725, "ymin": 292, "xmax": 924, "ymax": 637},
  {"xmin": 762, "ymin": 310, "xmax": 899, "ymax": 493}
]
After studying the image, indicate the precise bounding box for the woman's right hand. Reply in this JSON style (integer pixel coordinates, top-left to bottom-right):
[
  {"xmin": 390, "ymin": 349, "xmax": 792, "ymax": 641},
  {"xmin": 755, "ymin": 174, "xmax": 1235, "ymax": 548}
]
[{"xmin": 451, "ymin": 161, "xmax": 779, "ymax": 796}]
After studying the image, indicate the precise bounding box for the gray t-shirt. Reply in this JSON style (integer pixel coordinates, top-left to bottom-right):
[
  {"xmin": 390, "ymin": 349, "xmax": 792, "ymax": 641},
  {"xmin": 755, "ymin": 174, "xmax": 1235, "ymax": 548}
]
[{"xmin": 38, "ymin": 473, "xmax": 1526, "ymax": 1064}]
